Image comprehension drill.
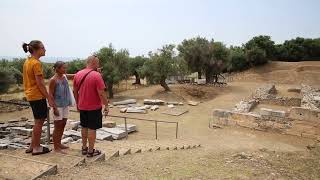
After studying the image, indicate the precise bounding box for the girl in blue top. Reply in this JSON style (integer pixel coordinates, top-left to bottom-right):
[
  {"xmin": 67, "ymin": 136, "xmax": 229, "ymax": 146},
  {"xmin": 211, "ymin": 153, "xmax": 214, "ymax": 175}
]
[{"xmin": 49, "ymin": 61, "xmax": 74, "ymax": 153}]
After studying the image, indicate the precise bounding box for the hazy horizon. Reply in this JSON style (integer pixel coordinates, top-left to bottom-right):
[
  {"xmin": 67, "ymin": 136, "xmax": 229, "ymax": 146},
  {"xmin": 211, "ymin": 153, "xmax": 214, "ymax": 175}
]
[{"xmin": 1, "ymin": 0, "xmax": 320, "ymax": 58}]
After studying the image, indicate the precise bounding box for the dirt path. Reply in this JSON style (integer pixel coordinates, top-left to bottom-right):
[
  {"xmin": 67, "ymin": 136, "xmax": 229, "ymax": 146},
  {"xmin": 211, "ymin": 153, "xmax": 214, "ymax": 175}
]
[{"xmin": 45, "ymin": 81, "xmax": 317, "ymax": 180}]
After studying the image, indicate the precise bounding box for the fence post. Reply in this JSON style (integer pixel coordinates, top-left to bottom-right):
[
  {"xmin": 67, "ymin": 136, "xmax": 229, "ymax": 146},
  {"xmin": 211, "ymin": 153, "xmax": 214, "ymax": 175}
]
[
  {"xmin": 176, "ymin": 122, "xmax": 178, "ymax": 139},
  {"xmin": 124, "ymin": 117, "xmax": 128, "ymax": 140},
  {"xmin": 155, "ymin": 121, "xmax": 158, "ymax": 139},
  {"xmin": 46, "ymin": 108, "xmax": 50, "ymax": 145}
]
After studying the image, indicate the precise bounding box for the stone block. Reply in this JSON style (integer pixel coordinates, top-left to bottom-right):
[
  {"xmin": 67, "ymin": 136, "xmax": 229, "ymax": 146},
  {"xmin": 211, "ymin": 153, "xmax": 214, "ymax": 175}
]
[
  {"xmin": 168, "ymin": 104, "xmax": 175, "ymax": 108},
  {"xmin": 234, "ymin": 100, "xmax": 258, "ymax": 113},
  {"xmin": 150, "ymin": 105, "xmax": 159, "ymax": 111},
  {"xmin": 0, "ymin": 143, "xmax": 8, "ymax": 149},
  {"xmin": 24, "ymin": 121, "xmax": 34, "ymax": 129},
  {"xmin": 11, "ymin": 137, "xmax": 24, "ymax": 143},
  {"xmin": 0, "ymin": 124, "xmax": 8, "ymax": 130},
  {"xmin": 113, "ymin": 99, "xmax": 137, "ymax": 106},
  {"xmin": 142, "ymin": 105, "xmax": 151, "ymax": 109},
  {"xmin": 289, "ymin": 107, "xmax": 320, "ymax": 122},
  {"xmin": 188, "ymin": 101, "xmax": 200, "ymax": 106},
  {"xmin": 288, "ymin": 86, "xmax": 301, "ymax": 93},
  {"xmin": 126, "ymin": 107, "xmax": 147, "ymax": 114},
  {"xmin": 9, "ymin": 127, "xmax": 33, "ymax": 137},
  {"xmin": 63, "ymin": 130, "xmax": 82, "ymax": 140},
  {"xmin": 70, "ymin": 121, "xmax": 81, "ymax": 131},
  {"xmin": 96, "ymin": 130, "xmax": 113, "ymax": 141},
  {"xmin": 61, "ymin": 137, "xmax": 74, "ymax": 144},
  {"xmin": 213, "ymin": 109, "xmax": 233, "ymax": 118},
  {"xmin": 116, "ymin": 124, "xmax": 137, "ymax": 133},
  {"xmin": 120, "ymin": 108, "xmax": 127, "ymax": 113},
  {"xmin": 236, "ymin": 118, "xmax": 259, "ymax": 129},
  {"xmin": 260, "ymin": 108, "xmax": 286, "ymax": 118},
  {"xmin": 103, "ymin": 121, "xmax": 116, "ymax": 128},
  {"xmin": 0, "ymin": 130, "xmax": 10, "ymax": 136},
  {"xmin": 167, "ymin": 102, "xmax": 179, "ymax": 105},
  {"xmin": 144, "ymin": 99, "xmax": 165, "ymax": 105},
  {"xmin": 100, "ymin": 127, "xmax": 127, "ymax": 140},
  {"xmin": 197, "ymin": 79, "xmax": 206, "ymax": 85},
  {"xmin": 22, "ymin": 138, "xmax": 31, "ymax": 145},
  {"xmin": 7, "ymin": 143, "xmax": 28, "ymax": 149}
]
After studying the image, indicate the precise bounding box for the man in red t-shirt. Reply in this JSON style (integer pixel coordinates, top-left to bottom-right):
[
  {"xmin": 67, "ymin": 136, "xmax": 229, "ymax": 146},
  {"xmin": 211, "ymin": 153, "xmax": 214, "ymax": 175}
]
[{"xmin": 73, "ymin": 55, "xmax": 109, "ymax": 158}]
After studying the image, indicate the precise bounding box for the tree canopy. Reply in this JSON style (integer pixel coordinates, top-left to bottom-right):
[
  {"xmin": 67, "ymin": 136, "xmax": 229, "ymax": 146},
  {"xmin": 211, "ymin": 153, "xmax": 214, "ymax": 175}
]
[
  {"xmin": 96, "ymin": 44, "xmax": 130, "ymax": 98},
  {"xmin": 128, "ymin": 56, "xmax": 148, "ymax": 85},
  {"xmin": 140, "ymin": 44, "xmax": 176, "ymax": 91}
]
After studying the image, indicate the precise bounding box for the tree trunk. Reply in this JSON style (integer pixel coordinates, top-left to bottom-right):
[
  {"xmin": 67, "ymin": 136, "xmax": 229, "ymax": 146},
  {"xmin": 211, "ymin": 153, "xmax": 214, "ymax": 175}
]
[
  {"xmin": 160, "ymin": 79, "xmax": 170, "ymax": 91},
  {"xmin": 198, "ymin": 71, "xmax": 202, "ymax": 79},
  {"xmin": 108, "ymin": 83, "xmax": 114, "ymax": 99},
  {"xmin": 214, "ymin": 74, "xmax": 218, "ymax": 83},
  {"xmin": 205, "ymin": 70, "xmax": 213, "ymax": 84},
  {"xmin": 133, "ymin": 71, "xmax": 141, "ymax": 85}
]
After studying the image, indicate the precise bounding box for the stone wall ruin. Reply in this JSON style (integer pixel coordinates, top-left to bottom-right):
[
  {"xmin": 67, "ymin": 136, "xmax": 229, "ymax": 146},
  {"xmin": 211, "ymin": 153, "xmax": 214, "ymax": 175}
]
[{"xmin": 212, "ymin": 84, "xmax": 320, "ymax": 140}]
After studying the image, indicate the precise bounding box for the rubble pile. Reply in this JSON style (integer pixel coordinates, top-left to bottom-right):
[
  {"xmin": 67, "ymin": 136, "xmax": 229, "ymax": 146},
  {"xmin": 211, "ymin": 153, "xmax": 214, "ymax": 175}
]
[
  {"xmin": 233, "ymin": 100, "xmax": 258, "ymax": 113},
  {"xmin": 252, "ymin": 84, "xmax": 277, "ymax": 100},
  {"xmin": 301, "ymin": 84, "xmax": 320, "ymax": 110},
  {"xmin": 0, "ymin": 118, "xmax": 137, "ymax": 150},
  {"xmin": 112, "ymin": 99, "xmax": 197, "ymax": 114}
]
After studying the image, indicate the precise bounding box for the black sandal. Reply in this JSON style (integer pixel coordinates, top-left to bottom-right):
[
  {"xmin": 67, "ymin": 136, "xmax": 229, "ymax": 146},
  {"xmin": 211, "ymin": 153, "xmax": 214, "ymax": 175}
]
[
  {"xmin": 82, "ymin": 147, "xmax": 88, "ymax": 155},
  {"xmin": 87, "ymin": 149, "xmax": 102, "ymax": 158},
  {"xmin": 32, "ymin": 147, "xmax": 51, "ymax": 156}
]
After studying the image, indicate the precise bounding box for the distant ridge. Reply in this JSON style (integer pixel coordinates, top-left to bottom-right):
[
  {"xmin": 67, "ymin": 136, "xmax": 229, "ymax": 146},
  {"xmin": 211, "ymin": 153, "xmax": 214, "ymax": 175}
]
[{"xmin": 0, "ymin": 56, "xmax": 81, "ymax": 63}]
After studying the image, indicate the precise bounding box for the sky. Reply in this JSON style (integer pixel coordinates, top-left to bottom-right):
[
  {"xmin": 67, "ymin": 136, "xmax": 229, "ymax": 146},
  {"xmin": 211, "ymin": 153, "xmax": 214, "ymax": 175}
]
[{"xmin": 0, "ymin": 0, "xmax": 320, "ymax": 59}]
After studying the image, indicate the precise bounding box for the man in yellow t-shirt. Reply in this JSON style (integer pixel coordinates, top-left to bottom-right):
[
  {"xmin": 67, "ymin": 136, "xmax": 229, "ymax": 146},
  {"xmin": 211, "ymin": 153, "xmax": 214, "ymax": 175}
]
[{"xmin": 22, "ymin": 40, "xmax": 55, "ymax": 156}]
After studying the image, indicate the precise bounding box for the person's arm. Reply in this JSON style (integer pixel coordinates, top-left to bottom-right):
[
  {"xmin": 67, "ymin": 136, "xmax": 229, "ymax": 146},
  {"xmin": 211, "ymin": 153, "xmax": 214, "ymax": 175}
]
[
  {"xmin": 98, "ymin": 89, "xmax": 109, "ymax": 116},
  {"xmin": 73, "ymin": 77, "xmax": 79, "ymax": 110},
  {"xmin": 33, "ymin": 62, "xmax": 55, "ymax": 107},
  {"xmin": 48, "ymin": 78, "xmax": 59, "ymax": 116},
  {"xmin": 96, "ymin": 74, "xmax": 109, "ymax": 115},
  {"xmin": 35, "ymin": 75, "xmax": 55, "ymax": 107},
  {"xmin": 98, "ymin": 89, "xmax": 109, "ymax": 106}
]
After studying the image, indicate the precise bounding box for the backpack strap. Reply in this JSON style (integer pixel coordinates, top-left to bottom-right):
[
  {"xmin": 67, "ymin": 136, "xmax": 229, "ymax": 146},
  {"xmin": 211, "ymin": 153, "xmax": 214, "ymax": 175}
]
[{"xmin": 77, "ymin": 70, "xmax": 94, "ymax": 93}]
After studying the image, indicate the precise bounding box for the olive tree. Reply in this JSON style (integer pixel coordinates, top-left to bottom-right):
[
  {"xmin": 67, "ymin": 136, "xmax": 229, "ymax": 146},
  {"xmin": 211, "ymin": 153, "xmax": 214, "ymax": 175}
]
[
  {"xmin": 140, "ymin": 44, "xmax": 176, "ymax": 91},
  {"xmin": 96, "ymin": 44, "xmax": 130, "ymax": 98},
  {"xmin": 128, "ymin": 56, "xmax": 147, "ymax": 85},
  {"xmin": 0, "ymin": 67, "xmax": 16, "ymax": 93}
]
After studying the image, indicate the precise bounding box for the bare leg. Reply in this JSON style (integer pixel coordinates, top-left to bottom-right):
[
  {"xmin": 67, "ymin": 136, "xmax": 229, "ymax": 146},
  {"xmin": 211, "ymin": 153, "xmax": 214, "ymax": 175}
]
[
  {"xmin": 32, "ymin": 119, "xmax": 45, "ymax": 153},
  {"xmin": 53, "ymin": 120, "xmax": 59, "ymax": 150},
  {"xmin": 81, "ymin": 128, "xmax": 88, "ymax": 149},
  {"xmin": 88, "ymin": 129, "xmax": 96, "ymax": 152},
  {"xmin": 53, "ymin": 120, "xmax": 64, "ymax": 150},
  {"xmin": 59, "ymin": 119, "xmax": 69, "ymax": 149}
]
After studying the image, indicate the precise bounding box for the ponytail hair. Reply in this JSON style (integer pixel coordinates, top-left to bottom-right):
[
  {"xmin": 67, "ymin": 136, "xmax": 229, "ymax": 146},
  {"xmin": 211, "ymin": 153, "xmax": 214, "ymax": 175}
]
[
  {"xmin": 22, "ymin": 40, "xmax": 43, "ymax": 54},
  {"xmin": 22, "ymin": 43, "xmax": 29, "ymax": 53}
]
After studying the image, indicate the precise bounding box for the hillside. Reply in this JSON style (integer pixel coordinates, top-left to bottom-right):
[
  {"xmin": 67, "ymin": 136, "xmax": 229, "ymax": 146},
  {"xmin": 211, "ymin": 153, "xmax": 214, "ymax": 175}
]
[{"xmin": 234, "ymin": 61, "xmax": 320, "ymax": 86}]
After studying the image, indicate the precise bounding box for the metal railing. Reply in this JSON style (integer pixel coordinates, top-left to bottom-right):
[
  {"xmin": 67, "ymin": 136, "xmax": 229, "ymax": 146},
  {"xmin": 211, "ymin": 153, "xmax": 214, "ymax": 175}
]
[
  {"xmin": 0, "ymin": 100, "xmax": 179, "ymax": 140},
  {"xmin": 106, "ymin": 115, "xmax": 179, "ymax": 140}
]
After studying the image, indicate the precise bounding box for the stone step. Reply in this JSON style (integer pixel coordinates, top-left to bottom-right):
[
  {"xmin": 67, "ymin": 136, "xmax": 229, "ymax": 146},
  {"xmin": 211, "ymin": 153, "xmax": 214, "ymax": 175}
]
[
  {"xmin": 0, "ymin": 152, "xmax": 57, "ymax": 180},
  {"xmin": 66, "ymin": 148, "xmax": 106, "ymax": 162},
  {"xmin": 4, "ymin": 149, "xmax": 85, "ymax": 169},
  {"xmin": 0, "ymin": 139, "xmax": 202, "ymax": 179}
]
